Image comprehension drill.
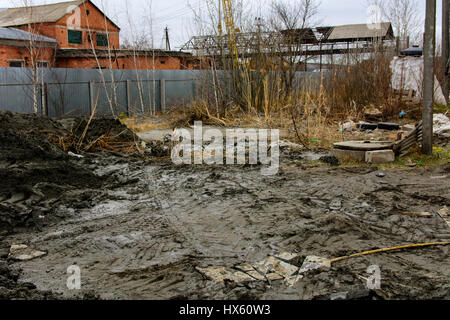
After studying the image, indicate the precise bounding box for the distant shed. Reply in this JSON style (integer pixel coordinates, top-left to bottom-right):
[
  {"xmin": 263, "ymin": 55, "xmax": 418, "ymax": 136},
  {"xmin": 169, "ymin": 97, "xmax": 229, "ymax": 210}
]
[{"xmin": 327, "ymin": 22, "xmax": 395, "ymax": 42}]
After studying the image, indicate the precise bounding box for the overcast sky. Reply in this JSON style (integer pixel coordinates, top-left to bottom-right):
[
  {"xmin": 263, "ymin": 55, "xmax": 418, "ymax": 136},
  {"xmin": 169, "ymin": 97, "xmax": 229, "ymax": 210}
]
[{"xmin": 2, "ymin": 0, "xmax": 445, "ymax": 48}]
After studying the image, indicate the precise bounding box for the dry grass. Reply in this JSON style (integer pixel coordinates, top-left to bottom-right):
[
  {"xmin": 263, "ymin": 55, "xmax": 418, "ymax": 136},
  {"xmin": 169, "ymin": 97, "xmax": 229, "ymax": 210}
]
[{"xmin": 123, "ymin": 52, "xmax": 426, "ymax": 151}]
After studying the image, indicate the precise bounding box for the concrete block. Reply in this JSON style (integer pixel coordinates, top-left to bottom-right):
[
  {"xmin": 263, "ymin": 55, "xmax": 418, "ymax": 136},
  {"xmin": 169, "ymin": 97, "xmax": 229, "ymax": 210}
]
[
  {"xmin": 365, "ymin": 150, "xmax": 395, "ymax": 164},
  {"xmin": 332, "ymin": 149, "xmax": 366, "ymax": 162}
]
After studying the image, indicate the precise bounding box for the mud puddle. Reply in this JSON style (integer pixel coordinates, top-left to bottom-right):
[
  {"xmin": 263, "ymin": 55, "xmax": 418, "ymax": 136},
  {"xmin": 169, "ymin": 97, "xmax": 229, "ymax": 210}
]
[
  {"xmin": 1, "ymin": 111, "xmax": 449, "ymax": 300},
  {"xmin": 4, "ymin": 157, "xmax": 450, "ymax": 300}
]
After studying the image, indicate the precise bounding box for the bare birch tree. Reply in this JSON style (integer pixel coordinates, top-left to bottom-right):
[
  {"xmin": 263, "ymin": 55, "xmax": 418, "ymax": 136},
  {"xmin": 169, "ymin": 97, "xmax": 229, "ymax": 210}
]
[{"xmin": 368, "ymin": 0, "xmax": 423, "ymax": 44}]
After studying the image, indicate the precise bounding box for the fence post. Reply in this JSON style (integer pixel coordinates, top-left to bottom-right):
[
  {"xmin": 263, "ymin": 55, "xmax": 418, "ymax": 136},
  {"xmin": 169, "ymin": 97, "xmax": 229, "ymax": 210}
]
[
  {"xmin": 41, "ymin": 83, "xmax": 48, "ymax": 116},
  {"xmin": 89, "ymin": 81, "xmax": 95, "ymax": 116},
  {"xmin": 442, "ymin": 0, "xmax": 449, "ymax": 104},
  {"xmin": 126, "ymin": 80, "xmax": 131, "ymax": 116},
  {"xmin": 160, "ymin": 78, "xmax": 166, "ymax": 112},
  {"xmin": 422, "ymin": 0, "xmax": 436, "ymax": 155}
]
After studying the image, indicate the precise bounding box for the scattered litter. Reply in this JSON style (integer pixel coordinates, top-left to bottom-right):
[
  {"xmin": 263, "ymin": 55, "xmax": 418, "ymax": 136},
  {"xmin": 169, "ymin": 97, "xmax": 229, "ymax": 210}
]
[
  {"xmin": 437, "ymin": 207, "xmax": 450, "ymax": 228},
  {"xmin": 68, "ymin": 151, "xmax": 84, "ymax": 159},
  {"xmin": 376, "ymin": 173, "xmax": 386, "ymax": 178},
  {"xmin": 341, "ymin": 120, "xmax": 355, "ymax": 132},
  {"xmin": 8, "ymin": 244, "xmax": 46, "ymax": 261}
]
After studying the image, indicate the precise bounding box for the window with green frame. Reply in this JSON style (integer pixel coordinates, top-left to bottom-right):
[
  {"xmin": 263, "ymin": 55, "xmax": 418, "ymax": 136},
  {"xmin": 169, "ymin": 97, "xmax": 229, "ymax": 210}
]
[
  {"xmin": 96, "ymin": 33, "xmax": 108, "ymax": 47},
  {"xmin": 68, "ymin": 30, "xmax": 82, "ymax": 44}
]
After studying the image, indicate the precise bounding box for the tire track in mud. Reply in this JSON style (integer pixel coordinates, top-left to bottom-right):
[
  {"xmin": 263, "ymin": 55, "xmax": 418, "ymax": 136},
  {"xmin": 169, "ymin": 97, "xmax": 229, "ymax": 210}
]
[{"xmin": 4, "ymin": 158, "xmax": 450, "ymax": 299}]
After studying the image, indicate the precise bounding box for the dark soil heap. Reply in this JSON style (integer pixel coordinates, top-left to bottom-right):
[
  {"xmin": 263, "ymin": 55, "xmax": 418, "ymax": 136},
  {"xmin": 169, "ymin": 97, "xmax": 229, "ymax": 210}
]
[
  {"xmin": 0, "ymin": 112, "xmax": 105, "ymax": 234},
  {"xmin": 0, "ymin": 112, "xmax": 138, "ymax": 300}
]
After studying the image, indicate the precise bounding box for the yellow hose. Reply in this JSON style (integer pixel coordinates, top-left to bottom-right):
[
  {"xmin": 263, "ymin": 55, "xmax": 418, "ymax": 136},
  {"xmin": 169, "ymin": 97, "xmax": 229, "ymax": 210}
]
[{"xmin": 330, "ymin": 241, "xmax": 450, "ymax": 264}]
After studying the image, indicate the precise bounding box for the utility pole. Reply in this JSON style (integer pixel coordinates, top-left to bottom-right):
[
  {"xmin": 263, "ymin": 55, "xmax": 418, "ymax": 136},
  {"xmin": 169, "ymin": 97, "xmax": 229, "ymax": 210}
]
[
  {"xmin": 443, "ymin": 0, "xmax": 449, "ymax": 104},
  {"xmin": 422, "ymin": 0, "xmax": 436, "ymax": 155},
  {"xmin": 165, "ymin": 27, "xmax": 171, "ymax": 51}
]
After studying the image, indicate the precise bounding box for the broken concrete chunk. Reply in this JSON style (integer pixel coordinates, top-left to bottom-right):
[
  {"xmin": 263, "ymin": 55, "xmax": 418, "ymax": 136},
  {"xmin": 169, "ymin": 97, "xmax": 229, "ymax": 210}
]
[
  {"xmin": 437, "ymin": 206, "xmax": 450, "ymax": 228},
  {"xmin": 332, "ymin": 149, "xmax": 366, "ymax": 162},
  {"xmin": 235, "ymin": 263, "xmax": 267, "ymax": 281},
  {"xmin": 265, "ymin": 273, "xmax": 284, "ymax": 281},
  {"xmin": 274, "ymin": 252, "xmax": 301, "ymax": 263},
  {"xmin": 9, "ymin": 244, "xmax": 47, "ymax": 261},
  {"xmin": 253, "ymin": 256, "xmax": 299, "ymax": 279},
  {"xmin": 299, "ymin": 256, "xmax": 331, "ymax": 274}
]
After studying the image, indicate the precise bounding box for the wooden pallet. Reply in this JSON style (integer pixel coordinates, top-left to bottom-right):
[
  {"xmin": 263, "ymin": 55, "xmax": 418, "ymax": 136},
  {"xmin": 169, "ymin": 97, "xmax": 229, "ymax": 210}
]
[{"xmin": 392, "ymin": 122, "xmax": 423, "ymax": 156}]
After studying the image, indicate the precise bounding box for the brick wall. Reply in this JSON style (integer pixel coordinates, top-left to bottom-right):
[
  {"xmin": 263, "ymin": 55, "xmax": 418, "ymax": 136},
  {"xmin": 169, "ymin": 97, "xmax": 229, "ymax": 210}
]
[
  {"xmin": 0, "ymin": 44, "xmax": 55, "ymax": 67},
  {"xmin": 17, "ymin": 1, "xmax": 120, "ymax": 50},
  {"xmin": 56, "ymin": 55, "xmax": 183, "ymax": 70}
]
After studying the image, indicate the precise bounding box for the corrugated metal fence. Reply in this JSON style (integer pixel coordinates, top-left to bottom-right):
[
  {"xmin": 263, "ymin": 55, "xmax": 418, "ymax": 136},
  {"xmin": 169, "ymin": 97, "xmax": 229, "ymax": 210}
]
[{"xmin": 0, "ymin": 67, "xmax": 324, "ymax": 118}]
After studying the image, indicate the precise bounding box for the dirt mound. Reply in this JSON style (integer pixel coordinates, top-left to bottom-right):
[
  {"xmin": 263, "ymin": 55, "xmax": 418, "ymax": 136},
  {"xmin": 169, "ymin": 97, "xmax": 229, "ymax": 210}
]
[
  {"xmin": 0, "ymin": 112, "xmax": 105, "ymax": 234},
  {"xmin": 58, "ymin": 118, "xmax": 140, "ymax": 154}
]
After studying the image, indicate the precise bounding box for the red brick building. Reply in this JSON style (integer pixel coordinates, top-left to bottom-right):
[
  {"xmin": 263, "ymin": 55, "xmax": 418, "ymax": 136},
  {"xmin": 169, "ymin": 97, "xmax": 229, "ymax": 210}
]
[{"xmin": 0, "ymin": 0, "xmax": 208, "ymax": 70}]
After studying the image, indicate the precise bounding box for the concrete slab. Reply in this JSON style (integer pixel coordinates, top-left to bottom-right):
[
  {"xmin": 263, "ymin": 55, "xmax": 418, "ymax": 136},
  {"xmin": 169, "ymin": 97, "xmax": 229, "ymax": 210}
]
[
  {"xmin": 332, "ymin": 149, "xmax": 366, "ymax": 162},
  {"xmin": 334, "ymin": 141, "xmax": 393, "ymax": 151},
  {"xmin": 365, "ymin": 150, "xmax": 395, "ymax": 164}
]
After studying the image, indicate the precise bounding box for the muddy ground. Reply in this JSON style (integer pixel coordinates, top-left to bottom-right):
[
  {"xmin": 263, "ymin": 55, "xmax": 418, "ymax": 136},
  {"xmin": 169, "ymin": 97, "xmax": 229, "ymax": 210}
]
[{"xmin": 0, "ymin": 111, "xmax": 449, "ymax": 300}]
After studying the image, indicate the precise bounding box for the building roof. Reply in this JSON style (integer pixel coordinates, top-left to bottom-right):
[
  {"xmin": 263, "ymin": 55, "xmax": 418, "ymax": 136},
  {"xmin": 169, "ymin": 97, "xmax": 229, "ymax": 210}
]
[
  {"xmin": 0, "ymin": 0, "xmax": 120, "ymax": 30},
  {"xmin": 56, "ymin": 48, "xmax": 192, "ymax": 59},
  {"xmin": 0, "ymin": 27, "xmax": 57, "ymax": 43},
  {"xmin": 327, "ymin": 22, "xmax": 394, "ymax": 41}
]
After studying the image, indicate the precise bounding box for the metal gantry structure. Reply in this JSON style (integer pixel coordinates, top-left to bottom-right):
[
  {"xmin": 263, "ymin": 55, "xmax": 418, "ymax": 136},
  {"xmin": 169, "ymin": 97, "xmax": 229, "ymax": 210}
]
[{"xmin": 181, "ymin": 22, "xmax": 398, "ymax": 70}]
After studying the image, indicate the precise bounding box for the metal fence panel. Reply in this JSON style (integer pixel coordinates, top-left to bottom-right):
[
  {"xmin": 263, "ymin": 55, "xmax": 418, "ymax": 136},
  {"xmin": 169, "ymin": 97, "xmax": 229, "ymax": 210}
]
[{"xmin": 0, "ymin": 67, "xmax": 324, "ymax": 118}]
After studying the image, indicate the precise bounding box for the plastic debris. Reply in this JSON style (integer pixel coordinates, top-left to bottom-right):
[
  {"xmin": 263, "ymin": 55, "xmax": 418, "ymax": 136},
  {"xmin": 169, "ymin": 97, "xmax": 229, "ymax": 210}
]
[
  {"xmin": 433, "ymin": 114, "xmax": 450, "ymax": 138},
  {"xmin": 68, "ymin": 151, "xmax": 84, "ymax": 159},
  {"xmin": 391, "ymin": 56, "xmax": 447, "ymax": 105}
]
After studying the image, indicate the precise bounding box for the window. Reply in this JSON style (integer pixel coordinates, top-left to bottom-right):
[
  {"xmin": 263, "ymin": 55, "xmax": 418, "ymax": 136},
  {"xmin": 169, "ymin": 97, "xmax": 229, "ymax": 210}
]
[
  {"xmin": 9, "ymin": 60, "xmax": 23, "ymax": 68},
  {"xmin": 68, "ymin": 30, "xmax": 82, "ymax": 44},
  {"xmin": 86, "ymin": 10, "xmax": 90, "ymax": 16},
  {"xmin": 37, "ymin": 61, "xmax": 49, "ymax": 68},
  {"xmin": 96, "ymin": 33, "xmax": 108, "ymax": 47},
  {"xmin": 160, "ymin": 60, "xmax": 166, "ymax": 64}
]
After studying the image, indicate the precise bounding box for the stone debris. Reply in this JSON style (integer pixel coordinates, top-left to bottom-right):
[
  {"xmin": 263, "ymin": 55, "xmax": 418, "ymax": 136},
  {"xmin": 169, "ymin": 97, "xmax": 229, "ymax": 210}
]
[
  {"xmin": 196, "ymin": 252, "xmax": 303, "ymax": 286},
  {"xmin": 437, "ymin": 207, "xmax": 450, "ymax": 228},
  {"xmin": 274, "ymin": 252, "xmax": 301, "ymax": 263},
  {"xmin": 299, "ymin": 256, "xmax": 331, "ymax": 274},
  {"xmin": 8, "ymin": 244, "xmax": 46, "ymax": 261}
]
